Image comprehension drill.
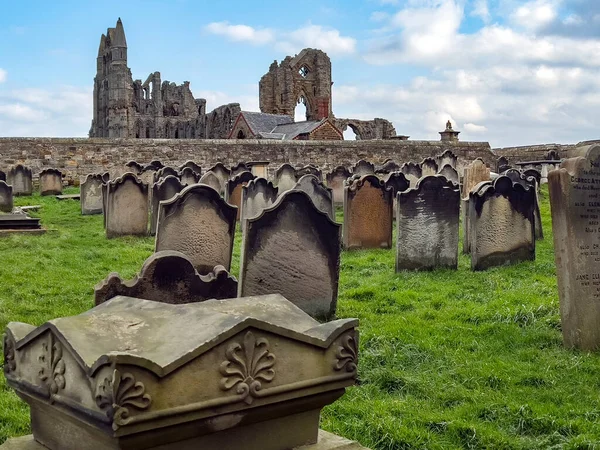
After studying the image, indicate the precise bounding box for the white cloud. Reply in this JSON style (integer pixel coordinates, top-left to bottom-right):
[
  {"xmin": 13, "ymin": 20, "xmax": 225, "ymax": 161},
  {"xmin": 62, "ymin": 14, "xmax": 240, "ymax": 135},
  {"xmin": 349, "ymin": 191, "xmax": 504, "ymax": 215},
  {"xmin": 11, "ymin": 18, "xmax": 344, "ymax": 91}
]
[
  {"xmin": 205, "ymin": 22, "xmax": 274, "ymax": 45},
  {"xmin": 471, "ymin": 0, "xmax": 491, "ymax": 23},
  {"xmin": 511, "ymin": 0, "xmax": 558, "ymax": 31},
  {"xmin": 464, "ymin": 123, "xmax": 488, "ymax": 133},
  {"xmin": 0, "ymin": 69, "xmax": 6, "ymax": 83},
  {"xmin": 278, "ymin": 25, "xmax": 356, "ymax": 56}
]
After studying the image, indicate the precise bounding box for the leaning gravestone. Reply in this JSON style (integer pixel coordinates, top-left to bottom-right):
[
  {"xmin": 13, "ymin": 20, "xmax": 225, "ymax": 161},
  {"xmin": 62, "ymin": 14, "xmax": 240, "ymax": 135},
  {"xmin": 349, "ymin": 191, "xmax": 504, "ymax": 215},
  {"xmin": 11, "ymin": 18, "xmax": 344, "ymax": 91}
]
[
  {"xmin": 80, "ymin": 173, "xmax": 104, "ymax": 215},
  {"xmin": 549, "ymin": 144, "xmax": 600, "ymax": 350},
  {"xmin": 469, "ymin": 176, "xmax": 535, "ymax": 270},
  {"xmin": 326, "ymin": 166, "xmax": 351, "ymax": 206},
  {"xmin": 227, "ymin": 171, "xmax": 256, "ymax": 220},
  {"xmin": 462, "ymin": 158, "xmax": 490, "ymax": 198},
  {"xmin": 438, "ymin": 150, "xmax": 458, "ymax": 169},
  {"xmin": 352, "ymin": 160, "xmax": 375, "ymax": 176},
  {"xmin": 296, "ymin": 165, "xmax": 323, "ymax": 181},
  {"xmin": 294, "ymin": 174, "xmax": 335, "ymax": 220},
  {"xmin": 240, "ymin": 177, "xmax": 278, "ymax": 224},
  {"xmin": 438, "ymin": 164, "xmax": 459, "ymax": 184},
  {"xmin": 150, "ymin": 175, "xmax": 184, "ymax": 235},
  {"xmin": 420, "ymin": 157, "xmax": 439, "ymax": 177},
  {"xmin": 94, "ymin": 250, "xmax": 237, "ymax": 305},
  {"xmin": 396, "ymin": 176, "xmax": 460, "ymax": 270},
  {"xmin": 207, "ymin": 162, "xmax": 230, "ymax": 195},
  {"xmin": 343, "ymin": 174, "xmax": 393, "ymax": 249},
  {"xmin": 179, "ymin": 166, "xmax": 200, "ymax": 186},
  {"xmin": 39, "ymin": 168, "xmax": 63, "ymax": 196},
  {"xmin": 0, "ymin": 181, "xmax": 13, "ymax": 213},
  {"xmin": 155, "ymin": 183, "xmax": 237, "ymax": 274},
  {"xmin": 239, "ymin": 190, "xmax": 341, "ymax": 320},
  {"xmin": 105, "ymin": 173, "xmax": 149, "ymax": 238},
  {"xmin": 274, "ymin": 163, "xmax": 298, "ymax": 193},
  {"xmin": 7, "ymin": 164, "xmax": 33, "ymax": 196}
]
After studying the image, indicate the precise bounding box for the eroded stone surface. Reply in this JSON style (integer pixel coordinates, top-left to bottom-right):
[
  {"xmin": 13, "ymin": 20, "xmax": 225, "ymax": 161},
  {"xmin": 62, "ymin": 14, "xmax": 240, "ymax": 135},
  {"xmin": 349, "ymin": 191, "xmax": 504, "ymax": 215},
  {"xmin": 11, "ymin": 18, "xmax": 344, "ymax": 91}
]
[
  {"xmin": 437, "ymin": 150, "xmax": 457, "ymax": 169},
  {"xmin": 150, "ymin": 175, "xmax": 184, "ymax": 235},
  {"xmin": 352, "ymin": 160, "xmax": 375, "ymax": 177},
  {"xmin": 179, "ymin": 166, "xmax": 200, "ymax": 186},
  {"xmin": 241, "ymin": 177, "xmax": 278, "ymax": 224},
  {"xmin": 179, "ymin": 161, "xmax": 202, "ymax": 176},
  {"xmin": 153, "ymin": 167, "xmax": 179, "ymax": 184},
  {"xmin": 7, "ymin": 165, "xmax": 32, "ymax": 196},
  {"xmin": 39, "ymin": 169, "xmax": 63, "ymax": 196},
  {"xmin": 105, "ymin": 173, "xmax": 149, "ymax": 238},
  {"xmin": 198, "ymin": 170, "xmax": 221, "ymax": 191},
  {"xmin": 274, "ymin": 163, "xmax": 298, "ymax": 193},
  {"xmin": 80, "ymin": 174, "xmax": 104, "ymax": 215},
  {"xmin": 420, "ymin": 158, "xmax": 438, "ymax": 177},
  {"xmin": 207, "ymin": 162, "xmax": 230, "ymax": 195},
  {"xmin": 438, "ymin": 164, "xmax": 459, "ymax": 184},
  {"xmin": 462, "ymin": 158, "xmax": 490, "ymax": 199},
  {"xmin": 297, "ymin": 165, "xmax": 323, "ymax": 181},
  {"xmin": 326, "ymin": 166, "xmax": 351, "ymax": 206},
  {"xmin": 0, "ymin": 181, "xmax": 13, "ymax": 213},
  {"xmin": 503, "ymin": 169, "xmax": 543, "ymax": 240},
  {"xmin": 294, "ymin": 174, "xmax": 335, "ymax": 220},
  {"xmin": 227, "ymin": 171, "xmax": 256, "ymax": 220}
]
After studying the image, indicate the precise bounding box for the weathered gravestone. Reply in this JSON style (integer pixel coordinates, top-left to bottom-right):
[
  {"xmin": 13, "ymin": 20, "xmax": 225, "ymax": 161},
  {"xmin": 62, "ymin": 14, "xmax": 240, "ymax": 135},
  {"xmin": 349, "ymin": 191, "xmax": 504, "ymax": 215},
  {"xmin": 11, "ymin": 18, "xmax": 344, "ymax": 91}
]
[
  {"xmin": 179, "ymin": 166, "xmax": 200, "ymax": 186},
  {"xmin": 383, "ymin": 171, "xmax": 410, "ymax": 218},
  {"xmin": 247, "ymin": 161, "xmax": 270, "ymax": 178},
  {"xmin": 227, "ymin": 171, "xmax": 256, "ymax": 220},
  {"xmin": 125, "ymin": 160, "xmax": 143, "ymax": 174},
  {"xmin": 294, "ymin": 174, "xmax": 335, "ymax": 220},
  {"xmin": 239, "ymin": 190, "xmax": 341, "ymax": 320},
  {"xmin": 274, "ymin": 163, "xmax": 298, "ymax": 193},
  {"xmin": 523, "ymin": 168, "xmax": 542, "ymax": 187},
  {"xmin": 150, "ymin": 175, "xmax": 184, "ymax": 235},
  {"xmin": 438, "ymin": 150, "xmax": 458, "ymax": 169},
  {"xmin": 0, "ymin": 170, "xmax": 6, "ymax": 182},
  {"xmin": 497, "ymin": 156, "xmax": 510, "ymax": 173},
  {"xmin": 7, "ymin": 164, "xmax": 33, "ymax": 196},
  {"xmin": 80, "ymin": 174, "xmax": 104, "ymax": 215},
  {"xmin": 198, "ymin": 170, "xmax": 221, "ymax": 191},
  {"xmin": 396, "ymin": 176, "xmax": 460, "ymax": 270},
  {"xmin": 94, "ymin": 250, "xmax": 237, "ymax": 305},
  {"xmin": 2, "ymin": 294, "xmax": 364, "ymax": 450},
  {"xmin": 401, "ymin": 162, "xmax": 422, "ymax": 187},
  {"xmin": 138, "ymin": 167, "xmax": 156, "ymax": 187},
  {"xmin": 148, "ymin": 159, "xmax": 164, "ymax": 170},
  {"xmin": 343, "ymin": 174, "xmax": 393, "ymax": 249},
  {"xmin": 39, "ymin": 168, "xmax": 63, "ymax": 196},
  {"xmin": 326, "ymin": 166, "xmax": 351, "ymax": 206},
  {"xmin": 207, "ymin": 162, "xmax": 231, "ymax": 195},
  {"xmin": 438, "ymin": 164, "xmax": 459, "ymax": 184},
  {"xmin": 376, "ymin": 159, "xmax": 401, "ymax": 175},
  {"xmin": 240, "ymin": 177, "xmax": 278, "ymax": 224},
  {"xmin": 503, "ymin": 169, "xmax": 543, "ymax": 240},
  {"xmin": 0, "ymin": 181, "xmax": 13, "ymax": 213},
  {"xmin": 231, "ymin": 162, "xmax": 249, "ymax": 177},
  {"xmin": 352, "ymin": 160, "xmax": 375, "ymax": 176},
  {"xmin": 155, "ymin": 183, "xmax": 237, "ymax": 274},
  {"xmin": 296, "ymin": 165, "xmax": 323, "ymax": 181},
  {"xmin": 105, "ymin": 173, "xmax": 149, "ymax": 238},
  {"xmin": 179, "ymin": 160, "xmax": 202, "ymax": 176},
  {"xmin": 153, "ymin": 166, "xmax": 179, "ymax": 183},
  {"xmin": 420, "ymin": 157, "xmax": 439, "ymax": 177},
  {"xmin": 549, "ymin": 144, "xmax": 600, "ymax": 350},
  {"xmin": 462, "ymin": 158, "xmax": 490, "ymax": 198},
  {"xmin": 469, "ymin": 176, "xmax": 535, "ymax": 270}
]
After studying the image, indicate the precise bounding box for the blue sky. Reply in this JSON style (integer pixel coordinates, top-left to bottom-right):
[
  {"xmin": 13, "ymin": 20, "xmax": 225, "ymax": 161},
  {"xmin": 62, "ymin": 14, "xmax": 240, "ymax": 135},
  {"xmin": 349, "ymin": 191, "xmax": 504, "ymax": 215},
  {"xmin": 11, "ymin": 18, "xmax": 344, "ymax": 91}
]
[{"xmin": 1, "ymin": 0, "xmax": 599, "ymax": 147}]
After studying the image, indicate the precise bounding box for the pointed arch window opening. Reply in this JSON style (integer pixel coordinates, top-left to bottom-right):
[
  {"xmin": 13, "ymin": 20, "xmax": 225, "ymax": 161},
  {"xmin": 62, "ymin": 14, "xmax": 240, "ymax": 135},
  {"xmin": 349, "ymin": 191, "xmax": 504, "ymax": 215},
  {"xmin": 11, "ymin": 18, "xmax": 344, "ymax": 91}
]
[{"xmin": 298, "ymin": 66, "xmax": 310, "ymax": 78}]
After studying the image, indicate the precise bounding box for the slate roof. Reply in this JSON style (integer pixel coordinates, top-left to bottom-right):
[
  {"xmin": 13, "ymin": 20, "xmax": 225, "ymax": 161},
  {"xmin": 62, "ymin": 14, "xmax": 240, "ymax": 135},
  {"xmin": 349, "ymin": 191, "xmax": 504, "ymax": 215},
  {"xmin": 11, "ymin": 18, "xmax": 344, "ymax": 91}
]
[{"xmin": 241, "ymin": 112, "xmax": 292, "ymax": 136}]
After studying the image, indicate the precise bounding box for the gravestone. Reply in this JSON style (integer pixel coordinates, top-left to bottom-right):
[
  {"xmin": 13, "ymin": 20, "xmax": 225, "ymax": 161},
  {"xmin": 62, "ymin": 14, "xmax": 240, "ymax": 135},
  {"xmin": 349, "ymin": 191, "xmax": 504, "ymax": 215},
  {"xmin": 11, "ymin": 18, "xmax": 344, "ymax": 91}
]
[
  {"xmin": 396, "ymin": 176, "xmax": 460, "ymax": 270},
  {"xmin": 497, "ymin": 156, "xmax": 510, "ymax": 173},
  {"xmin": 239, "ymin": 190, "xmax": 341, "ymax": 320},
  {"xmin": 343, "ymin": 175, "xmax": 393, "ymax": 249},
  {"xmin": 179, "ymin": 160, "xmax": 202, "ymax": 176},
  {"xmin": 352, "ymin": 160, "xmax": 375, "ymax": 176},
  {"xmin": 274, "ymin": 163, "xmax": 298, "ymax": 193},
  {"xmin": 105, "ymin": 173, "xmax": 149, "ymax": 238},
  {"xmin": 0, "ymin": 170, "xmax": 6, "ymax": 182},
  {"xmin": 297, "ymin": 165, "xmax": 323, "ymax": 181},
  {"xmin": 326, "ymin": 166, "xmax": 351, "ymax": 206},
  {"xmin": 438, "ymin": 164, "xmax": 459, "ymax": 184},
  {"xmin": 80, "ymin": 174, "xmax": 105, "ymax": 215},
  {"xmin": 294, "ymin": 174, "xmax": 335, "ymax": 220},
  {"xmin": 523, "ymin": 168, "xmax": 542, "ymax": 187},
  {"xmin": 240, "ymin": 177, "xmax": 278, "ymax": 224},
  {"xmin": 39, "ymin": 168, "xmax": 63, "ymax": 196},
  {"xmin": 549, "ymin": 145, "xmax": 600, "ymax": 350},
  {"xmin": 7, "ymin": 164, "xmax": 33, "ymax": 196},
  {"xmin": 94, "ymin": 250, "xmax": 237, "ymax": 305},
  {"xmin": 198, "ymin": 170, "xmax": 222, "ymax": 191},
  {"xmin": 247, "ymin": 161, "xmax": 270, "ymax": 178},
  {"xmin": 503, "ymin": 169, "xmax": 543, "ymax": 239},
  {"xmin": 231, "ymin": 162, "xmax": 249, "ymax": 176},
  {"xmin": 150, "ymin": 175, "xmax": 184, "ymax": 235},
  {"xmin": 125, "ymin": 160, "xmax": 143, "ymax": 174},
  {"xmin": 420, "ymin": 158, "xmax": 438, "ymax": 177},
  {"xmin": 148, "ymin": 159, "xmax": 164, "ymax": 170},
  {"xmin": 383, "ymin": 171, "xmax": 410, "ymax": 218},
  {"xmin": 438, "ymin": 150, "xmax": 458, "ymax": 169},
  {"xmin": 153, "ymin": 166, "xmax": 179, "ymax": 183},
  {"xmin": 179, "ymin": 166, "xmax": 200, "ymax": 186},
  {"xmin": 376, "ymin": 159, "xmax": 401, "ymax": 175},
  {"xmin": 401, "ymin": 162, "xmax": 422, "ymax": 186},
  {"xmin": 462, "ymin": 158, "xmax": 490, "ymax": 198},
  {"xmin": 207, "ymin": 162, "xmax": 231, "ymax": 195},
  {"xmin": 155, "ymin": 183, "xmax": 237, "ymax": 274},
  {"xmin": 462, "ymin": 198, "xmax": 471, "ymax": 254},
  {"xmin": 469, "ymin": 176, "xmax": 535, "ymax": 270},
  {"xmin": 0, "ymin": 181, "xmax": 13, "ymax": 213},
  {"xmin": 227, "ymin": 171, "xmax": 256, "ymax": 220}
]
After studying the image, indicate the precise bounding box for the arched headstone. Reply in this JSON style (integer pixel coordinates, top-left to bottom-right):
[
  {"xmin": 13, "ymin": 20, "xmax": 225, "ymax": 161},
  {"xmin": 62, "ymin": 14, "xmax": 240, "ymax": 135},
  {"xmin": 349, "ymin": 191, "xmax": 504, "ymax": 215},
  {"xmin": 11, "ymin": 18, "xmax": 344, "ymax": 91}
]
[
  {"xmin": 296, "ymin": 165, "xmax": 323, "ymax": 181},
  {"xmin": 352, "ymin": 160, "xmax": 375, "ymax": 176},
  {"xmin": 8, "ymin": 164, "xmax": 33, "ymax": 196},
  {"xmin": 274, "ymin": 163, "xmax": 298, "ymax": 193},
  {"xmin": 240, "ymin": 177, "xmax": 278, "ymax": 224},
  {"xmin": 150, "ymin": 175, "xmax": 184, "ymax": 235},
  {"xmin": 293, "ymin": 174, "xmax": 335, "ymax": 220},
  {"xmin": 326, "ymin": 166, "xmax": 351, "ymax": 206},
  {"xmin": 437, "ymin": 150, "xmax": 458, "ymax": 169},
  {"xmin": 198, "ymin": 170, "xmax": 221, "ymax": 192},
  {"xmin": 227, "ymin": 171, "xmax": 256, "ymax": 220},
  {"xmin": 438, "ymin": 164, "xmax": 459, "ymax": 184},
  {"xmin": 39, "ymin": 168, "xmax": 63, "ymax": 196},
  {"xmin": 420, "ymin": 157, "xmax": 438, "ymax": 177},
  {"xmin": 0, "ymin": 181, "xmax": 13, "ymax": 213},
  {"xmin": 179, "ymin": 167, "xmax": 200, "ymax": 186},
  {"xmin": 81, "ymin": 173, "xmax": 105, "ymax": 215},
  {"xmin": 105, "ymin": 173, "xmax": 149, "ymax": 238},
  {"xmin": 179, "ymin": 160, "xmax": 202, "ymax": 176}
]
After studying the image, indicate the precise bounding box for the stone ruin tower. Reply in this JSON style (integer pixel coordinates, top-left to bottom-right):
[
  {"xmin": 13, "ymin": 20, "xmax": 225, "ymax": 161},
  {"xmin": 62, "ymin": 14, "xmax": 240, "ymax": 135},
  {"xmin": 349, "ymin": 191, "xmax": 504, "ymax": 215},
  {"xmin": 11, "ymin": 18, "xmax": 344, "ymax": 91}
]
[{"xmin": 259, "ymin": 48, "xmax": 333, "ymax": 121}]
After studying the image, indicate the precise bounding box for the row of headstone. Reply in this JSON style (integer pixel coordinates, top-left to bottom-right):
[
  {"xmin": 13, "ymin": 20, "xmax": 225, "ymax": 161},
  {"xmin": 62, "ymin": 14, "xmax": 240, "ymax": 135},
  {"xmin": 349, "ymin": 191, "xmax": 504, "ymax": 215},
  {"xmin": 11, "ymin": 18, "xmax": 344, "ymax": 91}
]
[{"xmin": 0, "ymin": 165, "xmax": 65, "ymax": 197}]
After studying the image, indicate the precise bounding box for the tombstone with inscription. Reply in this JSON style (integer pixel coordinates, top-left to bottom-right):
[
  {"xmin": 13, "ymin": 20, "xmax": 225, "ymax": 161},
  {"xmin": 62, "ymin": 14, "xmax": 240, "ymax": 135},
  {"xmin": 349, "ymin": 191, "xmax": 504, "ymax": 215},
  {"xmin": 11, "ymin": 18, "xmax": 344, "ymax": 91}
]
[
  {"xmin": 462, "ymin": 158, "xmax": 490, "ymax": 198},
  {"xmin": 179, "ymin": 160, "xmax": 202, "ymax": 176},
  {"xmin": 39, "ymin": 168, "xmax": 63, "ymax": 196},
  {"xmin": 179, "ymin": 166, "xmax": 200, "ymax": 186},
  {"xmin": 240, "ymin": 177, "xmax": 278, "ymax": 224},
  {"xmin": 155, "ymin": 184, "xmax": 237, "ymax": 274},
  {"xmin": 274, "ymin": 163, "xmax": 298, "ymax": 193},
  {"xmin": 239, "ymin": 190, "xmax": 341, "ymax": 320},
  {"xmin": 326, "ymin": 166, "xmax": 351, "ymax": 206},
  {"xmin": 396, "ymin": 176, "xmax": 460, "ymax": 270},
  {"xmin": 80, "ymin": 174, "xmax": 105, "ymax": 215},
  {"xmin": 297, "ymin": 165, "xmax": 323, "ymax": 181},
  {"xmin": 294, "ymin": 174, "xmax": 335, "ymax": 220},
  {"xmin": 105, "ymin": 173, "xmax": 149, "ymax": 238},
  {"xmin": 227, "ymin": 171, "xmax": 256, "ymax": 220},
  {"xmin": 438, "ymin": 150, "xmax": 458, "ymax": 169},
  {"xmin": 438, "ymin": 164, "xmax": 459, "ymax": 184},
  {"xmin": 207, "ymin": 162, "xmax": 231, "ymax": 195},
  {"xmin": 150, "ymin": 175, "xmax": 184, "ymax": 235},
  {"xmin": 420, "ymin": 158, "xmax": 439, "ymax": 177},
  {"xmin": 7, "ymin": 164, "xmax": 33, "ymax": 196},
  {"xmin": 549, "ymin": 144, "xmax": 600, "ymax": 350},
  {"xmin": 343, "ymin": 175, "xmax": 393, "ymax": 249},
  {"xmin": 0, "ymin": 181, "xmax": 13, "ymax": 213},
  {"xmin": 469, "ymin": 176, "xmax": 535, "ymax": 270},
  {"xmin": 352, "ymin": 160, "xmax": 375, "ymax": 176}
]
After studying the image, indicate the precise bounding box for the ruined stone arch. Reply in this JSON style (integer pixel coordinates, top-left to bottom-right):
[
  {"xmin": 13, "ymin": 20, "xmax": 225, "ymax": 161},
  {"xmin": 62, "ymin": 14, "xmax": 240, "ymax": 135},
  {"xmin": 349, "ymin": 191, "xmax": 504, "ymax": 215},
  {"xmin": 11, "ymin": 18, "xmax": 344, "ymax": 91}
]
[
  {"xmin": 145, "ymin": 120, "xmax": 154, "ymax": 138},
  {"xmin": 295, "ymin": 89, "xmax": 315, "ymax": 121},
  {"xmin": 134, "ymin": 119, "xmax": 143, "ymax": 139}
]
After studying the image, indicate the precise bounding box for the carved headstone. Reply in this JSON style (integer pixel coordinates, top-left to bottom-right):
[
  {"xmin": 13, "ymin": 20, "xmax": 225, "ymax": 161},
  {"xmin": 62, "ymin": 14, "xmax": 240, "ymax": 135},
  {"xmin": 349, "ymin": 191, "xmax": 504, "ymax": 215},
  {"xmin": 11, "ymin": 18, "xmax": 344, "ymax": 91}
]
[
  {"xmin": 150, "ymin": 175, "xmax": 184, "ymax": 235},
  {"xmin": 420, "ymin": 158, "xmax": 438, "ymax": 177},
  {"xmin": 80, "ymin": 174, "xmax": 105, "ymax": 215},
  {"xmin": 153, "ymin": 166, "xmax": 179, "ymax": 183},
  {"xmin": 274, "ymin": 163, "xmax": 298, "ymax": 193},
  {"xmin": 376, "ymin": 159, "xmax": 401, "ymax": 175},
  {"xmin": 549, "ymin": 145, "xmax": 600, "ymax": 350},
  {"xmin": 503, "ymin": 169, "xmax": 543, "ymax": 239},
  {"xmin": 326, "ymin": 166, "xmax": 351, "ymax": 206},
  {"xmin": 227, "ymin": 171, "xmax": 256, "ymax": 220},
  {"xmin": 239, "ymin": 190, "xmax": 341, "ymax": 320},
  {"xmin": 438, "ymin": 164, "xmax": 459, "ymax": 184},
  {"xmin": 497, "ymin": 156, "xmax": 510, "ymax": 173},
  {"xmin": 352, "ymin": 160, "xmax": 375, "ymax": 176},
  {"xmin": 400, "ymin": 162, "xmax": 422, "ymax": 187},
  {"xmin": 7, "ymin": 164, "xmax": 33, "ymax": 196},
  {"xmin": 469, "ymin": 176, "xmax": 535, "ymax": 270},
  {"xmin": 294, "ymin": 174, "xmax": 335, "ymax": 220},
  {"xmin": 94, "ymin": 250, "xmax": 237, "ymax": 305},
  {"xmin": 179, "ymin": 160, "xmax": 202, "ymax": 176},
  {"xmin": 148, "ymin": 159, "xmax": 164, "ymax": 170},
  {"xmin": 179, "ymin": 166, "xmax": 200, "ymax": 186},
  {"xmin": 383, "ymin": 171, "xmax": 410, "ymax": 218},
  {"xmin": 197, "ymin": 170, "xmax": 221, "ymax": 192},
  {"xmin": 296, "ymin": 165, "xmax": 323, "ymax": 181},
  {"xmin": 39, "ymin": 168, "xmax": 63, "ymax": 196},
  {"xmin": 155, "ymin": 184, "xmax": 237, "ymax": 274},
  {"xmin": 240, "ymin": 177, "xmax": 278, "ymax": 224},
  {"xmin": 437, "ymin": 150, "xmax": 458, "ymax": 169},
  {"xmin": 0, "ymin": 181, "xmax": 13, "ymax": 213},
  {"xmin": 138, "ymin": 167, "xmax": 156, "ymax": 187},
  {"xmin": 125, "ymin": 160, "xmax": 143, "ymax": 174},
  {"xmin": 105, "ymin": 173, "xmax": 149, "ymax": 238},
  {"xmin": 343, "ymin": 175, "xmax": 393, "ymax": 249},
  {"xmin": 230, "ymin": 162, "xmax": 249, "ymax": 176},
  {"xmin": 462, "ymin": 158, "xmax": 490, "ymax": 198},
  {"xmin": 523, "ymin": 168, "xmax": 542, "ymax": 187},
  {"xmin": 396, "ymin": 176, "xmax": 460, "ymax": 270},
  {"xmin": 207, "ymin": 162, "xmax": 231, "ymax": 195}
]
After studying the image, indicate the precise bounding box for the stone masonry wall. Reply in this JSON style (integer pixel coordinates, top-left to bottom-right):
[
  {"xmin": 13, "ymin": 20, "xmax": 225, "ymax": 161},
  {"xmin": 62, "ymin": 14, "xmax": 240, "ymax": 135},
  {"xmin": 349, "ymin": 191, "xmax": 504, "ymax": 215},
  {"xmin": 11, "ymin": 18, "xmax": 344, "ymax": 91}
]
[
  {"xmin": 493, "ymin": 143, "xmax": 575, "ymax": 165},
  {"xmin": 0, "ymin": 138, "xmax": 495, "ymax": 183}
]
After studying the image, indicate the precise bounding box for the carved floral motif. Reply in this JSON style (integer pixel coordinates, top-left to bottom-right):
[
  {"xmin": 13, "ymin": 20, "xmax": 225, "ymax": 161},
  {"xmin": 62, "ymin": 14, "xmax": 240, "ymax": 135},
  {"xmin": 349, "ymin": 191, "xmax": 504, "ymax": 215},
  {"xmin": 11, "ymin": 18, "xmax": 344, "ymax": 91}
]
[
  {"xmin": 95, "ymin": 369, "xmax": 152, "ymax": 430},
  {"xmin": 38, "ymin": 334, "xmax": 65, "ymax": 395},
  {"xmin": 3, "ymin": 334, "xmax": 16, "ymax": 374},
  {"xmin": 334, "ymin": 333, "xmax": 358, "ymax": 374},
  {"xmin": 219, "ymin": 331, "xmax": 276, "ymax": 404}
]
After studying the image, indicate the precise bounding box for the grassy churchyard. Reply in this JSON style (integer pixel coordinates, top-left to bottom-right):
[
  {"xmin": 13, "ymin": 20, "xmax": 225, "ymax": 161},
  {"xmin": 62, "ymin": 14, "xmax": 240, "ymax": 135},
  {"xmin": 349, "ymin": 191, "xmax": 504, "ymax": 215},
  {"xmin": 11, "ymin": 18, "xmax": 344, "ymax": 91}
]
[{"xmin": 1, "ymin": 186, "xmax": 600, "ymax": 449}]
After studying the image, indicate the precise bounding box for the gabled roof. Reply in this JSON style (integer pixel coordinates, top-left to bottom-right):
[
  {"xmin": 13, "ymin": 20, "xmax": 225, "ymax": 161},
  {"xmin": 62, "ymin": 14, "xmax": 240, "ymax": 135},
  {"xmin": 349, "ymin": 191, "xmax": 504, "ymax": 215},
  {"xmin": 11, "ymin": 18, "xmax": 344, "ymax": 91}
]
[{"xmin": 241, "ymin": 111, "xmax": 293, "ymax": 136}]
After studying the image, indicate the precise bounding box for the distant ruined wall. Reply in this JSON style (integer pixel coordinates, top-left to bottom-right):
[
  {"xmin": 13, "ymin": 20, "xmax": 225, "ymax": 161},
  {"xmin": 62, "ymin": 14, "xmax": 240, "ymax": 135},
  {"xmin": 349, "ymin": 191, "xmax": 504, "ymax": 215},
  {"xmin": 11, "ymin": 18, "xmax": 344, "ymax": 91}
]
[
  {"xmin": 493, "ymin": 143, "xmax": 575, "ymax": 165},
  {"xmin": 334, "ymin": 118, "xmax": 396, "ymax": 140},
  {"xmin": 0, "ymin": 138, "xmax": 495, "ymax": 183}
]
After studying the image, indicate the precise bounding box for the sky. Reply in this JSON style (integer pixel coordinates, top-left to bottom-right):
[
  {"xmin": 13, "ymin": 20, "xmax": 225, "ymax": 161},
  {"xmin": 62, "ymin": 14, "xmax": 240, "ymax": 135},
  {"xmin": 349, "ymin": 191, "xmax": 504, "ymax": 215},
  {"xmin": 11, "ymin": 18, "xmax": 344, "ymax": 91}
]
[{"xmin": 0, "ymin": 0, "xmax": 599, "ymax": 147}]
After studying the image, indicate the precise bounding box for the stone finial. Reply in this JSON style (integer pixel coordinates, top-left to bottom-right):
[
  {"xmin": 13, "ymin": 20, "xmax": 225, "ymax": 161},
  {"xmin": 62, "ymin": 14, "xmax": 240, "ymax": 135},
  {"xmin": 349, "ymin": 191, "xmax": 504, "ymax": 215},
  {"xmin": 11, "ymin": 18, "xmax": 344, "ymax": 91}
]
[
  {"xmin": 446, "ymin": 120, "xmax": 453, "ymax": 131},
  {"xmin": 440, "ymin": 120, "xmax": 460, "ymax": 142}
]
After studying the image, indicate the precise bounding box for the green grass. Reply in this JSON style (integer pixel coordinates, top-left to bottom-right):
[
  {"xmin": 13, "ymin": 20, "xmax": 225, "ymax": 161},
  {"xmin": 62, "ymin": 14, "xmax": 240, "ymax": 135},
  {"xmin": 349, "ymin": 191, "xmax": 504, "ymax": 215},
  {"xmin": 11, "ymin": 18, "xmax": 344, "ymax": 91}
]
[{"xmin": 1, "ymin": 187, "xmax": 600, "ymax": 449}]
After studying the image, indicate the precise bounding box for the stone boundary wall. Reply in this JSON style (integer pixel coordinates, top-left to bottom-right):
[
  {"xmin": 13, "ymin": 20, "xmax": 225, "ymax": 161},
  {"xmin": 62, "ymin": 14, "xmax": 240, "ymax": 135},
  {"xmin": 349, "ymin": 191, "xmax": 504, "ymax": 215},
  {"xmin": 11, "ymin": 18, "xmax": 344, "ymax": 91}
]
[
  {"xmin": 0, "ymin": 138, "xmax": 494, "ymax": 183},
  {"xmin": 493, "ymin": 143, "xmax": 576, "ymax": 165}
]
